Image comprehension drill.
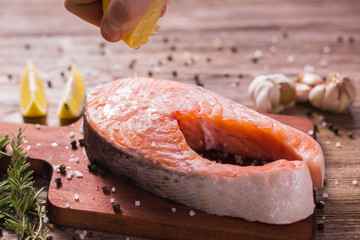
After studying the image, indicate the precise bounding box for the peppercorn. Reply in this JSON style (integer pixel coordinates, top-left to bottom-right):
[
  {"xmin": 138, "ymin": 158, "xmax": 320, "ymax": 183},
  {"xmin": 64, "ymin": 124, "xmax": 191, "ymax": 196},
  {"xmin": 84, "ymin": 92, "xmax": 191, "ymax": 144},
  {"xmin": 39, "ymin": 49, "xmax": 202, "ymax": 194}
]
[
  {"xmin": 167, "ymin": 55, "xmax": 173, "ymax": 61},
  {"xmin": 46, "ymin": 236, "xmax": 53, "ymax": 240},
  {"xmin": 7, "ymin": 74, "xmax": 12, "ymax": 80},
  {"xmin": 147, "ymin": 71, "xmax": 153, "ymax": 77},
  {"xmin": 100, "ymin": 42, "xmax": 106, "ymax": 48},
  {"xmin": 251, "ymin": 57, "xmax": 258, "ymax": 64},
  {"xmin": 71, "ymin": 140, "xmax": 77, "ymax": 150},
  {"xmin": 317, "ymin": 222, "xmax": 325, "ymax": 231},
  {"xmin": 230, "ymin": 46, "xmax": 237, "ymax": 53},
  {"xmin": 78, "ymin": 138, "xmax": 85, "ymax": 147},
  {"xmin": 348, "ymin": 131, "xmax": 354, "ymax": 139},
  {"xmin": 333, "ymin": 128, "xmax": 340, "ymax": 135},
  {"xmin": 237, "ymin": 73, "xmax": 244, "ymax": 79},
  {"xmin": 327, "ymin": 123, "xmax": 333, "ymax": 130},
  {"xmin": 163, "ymin": 37, "xmax": 169, "ymax": 43},
  {"xmin": 88, "ymin": 164, "xmax": 97, "ymax": 173},
  {"xmin": 172, "ymin": 71, "xmax": 178, "ymax": 78},
  {"xmin": 206, "ymin": 57, "xmax": 212, "ymax": 63},
  {"xmin": 112, "ymin": 202, "xmax": 122, "ymax": 213},
  {"xmin": 349, "ymin": 36, "xmax": 355, "ymax": 44},
  {"xmin": 24, "ymin": 43, "xmax": 31, "ymax": 50},
  {"xmin": 59, "ymin": 164, "xmax": 66, "ymax": 174},
  {"xmin": 55, "ymin": 177, "xmax": 62, "ymax": 187},
  {"xmin": 102, "ymin": 185, "xmax": 110, "ymax": 195},
  {"xmin": 170, "ymin": 46, "xmax": 177, "ymax": 51},
  {"xmin": 306, "ymin": 110, "xmax": 313, "ymax": 117},
  {"xmin": 194, "ymin": 75, "xmax": 203, "ymax": 87},
  {"xmin": 316, "ymin": 201, "xmax": 325, "ymax": 209},
  {"xmin": 337, "ymin": 35, "xmax": 343, "ymax": 43}
]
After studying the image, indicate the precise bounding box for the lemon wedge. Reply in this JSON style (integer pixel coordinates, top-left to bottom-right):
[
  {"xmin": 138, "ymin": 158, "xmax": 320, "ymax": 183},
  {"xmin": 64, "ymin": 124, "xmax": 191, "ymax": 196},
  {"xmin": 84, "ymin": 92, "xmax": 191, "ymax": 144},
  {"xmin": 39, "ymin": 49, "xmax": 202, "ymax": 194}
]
[
  {"xmin": 102, "ymin": 0, "xmax": 167, "ymax": 48},
  {"xmin": 57, "ymin": 65, "xmax": 85, "ymax": 119},
  {"xmin": 20, "ymin": 62, "xmax": 47, "ymax": 117}
]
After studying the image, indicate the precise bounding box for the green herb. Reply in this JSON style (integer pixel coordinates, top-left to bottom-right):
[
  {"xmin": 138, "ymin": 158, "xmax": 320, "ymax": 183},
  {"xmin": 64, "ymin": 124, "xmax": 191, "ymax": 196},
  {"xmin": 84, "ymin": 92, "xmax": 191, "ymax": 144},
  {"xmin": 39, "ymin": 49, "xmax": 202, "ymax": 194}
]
[{"xmin": 0, "ymin": 128, "xmax": 48, "ymax": 239}]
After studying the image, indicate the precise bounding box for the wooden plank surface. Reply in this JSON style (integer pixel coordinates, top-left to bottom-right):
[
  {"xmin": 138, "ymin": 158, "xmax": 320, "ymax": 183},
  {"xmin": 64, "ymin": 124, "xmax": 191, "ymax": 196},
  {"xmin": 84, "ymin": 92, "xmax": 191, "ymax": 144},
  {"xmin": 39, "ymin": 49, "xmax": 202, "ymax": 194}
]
[{"xmin": 0, "ymin": 0, "xmax": 359, "ymax": 239}]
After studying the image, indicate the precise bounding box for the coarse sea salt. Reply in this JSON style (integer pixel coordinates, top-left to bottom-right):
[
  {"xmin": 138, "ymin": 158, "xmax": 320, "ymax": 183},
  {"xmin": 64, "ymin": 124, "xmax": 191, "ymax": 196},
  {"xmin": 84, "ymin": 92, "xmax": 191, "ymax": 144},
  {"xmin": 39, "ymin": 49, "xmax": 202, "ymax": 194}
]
[
  {"xmin": 353, "ymin": 180, "xmax": 357, "ymax": 185},
  {"xmin": 308, "ymin": 130, "xmax": 314, "ymax": 136},
  {"xmin": 26, "ymin": 145, "xmax": 31, "ymax": 150},
  {"xmin": 74, "ymin": 194, "xmax": 79, "ymax": 201},
  {"xmin": 69, "ymin": 131, "xmax": 75, "ymax": 138},
  {"xmin": 322, "ymin": 192, "xmax": 329, "ymax": 198},
  {"xmin": 135, "ymin": 200, "xmax": 141, "ymax": 207},
  {"xmin": 335, "ymin": 142, "xmax": 341, "ymax": 148},
  {"xmin": 334, "ymin": 179, "xmax": 339, "ymax": 185},
  {"xmin": 36, "ymin": 143, "xmax": 41, "ymax": 147},
  {"xmin": 110, "ymin": 198, "xmax": 115, "ymax": 203},
  {"xmin": 172, "ymin": 207, "xmax": 177, "ymax": 213},
  {"xmin": 287, "ymin": 55, "xmax": 295, "ymax": 63},
  {"xmin": 65, "ymin": 203, "xmax": 70, "ymax": 208},
  {"xmin": 189, "ymin": 210, "xmax": 196, "ymax": 216},
  {"xmin": 36, "ymin": 124, "xmax": 41, "ymax": 130},
  {"xmin": 111, "ymin": 187, "xmax": 116, "ymax": 193},
  {"xmin": 51, "ymin": 142, "xmax": 58, "ymax": 147}
]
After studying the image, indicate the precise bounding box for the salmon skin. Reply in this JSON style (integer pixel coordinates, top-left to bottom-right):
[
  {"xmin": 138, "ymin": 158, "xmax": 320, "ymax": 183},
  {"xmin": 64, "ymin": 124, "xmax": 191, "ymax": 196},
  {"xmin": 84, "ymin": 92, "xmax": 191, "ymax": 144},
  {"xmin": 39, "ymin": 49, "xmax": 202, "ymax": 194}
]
[{"xmin": 84, "ymin": 78, "xmax": 324, "ymax": 224}]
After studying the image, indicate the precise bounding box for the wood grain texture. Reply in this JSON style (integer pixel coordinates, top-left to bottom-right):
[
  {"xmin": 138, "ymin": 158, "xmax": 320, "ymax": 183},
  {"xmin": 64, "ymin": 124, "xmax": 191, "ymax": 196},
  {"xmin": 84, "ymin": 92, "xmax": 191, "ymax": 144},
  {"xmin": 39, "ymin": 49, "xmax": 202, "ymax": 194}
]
[{"xmin": 0, "ymin": 0, "xmax": 359, "ymax": 239}]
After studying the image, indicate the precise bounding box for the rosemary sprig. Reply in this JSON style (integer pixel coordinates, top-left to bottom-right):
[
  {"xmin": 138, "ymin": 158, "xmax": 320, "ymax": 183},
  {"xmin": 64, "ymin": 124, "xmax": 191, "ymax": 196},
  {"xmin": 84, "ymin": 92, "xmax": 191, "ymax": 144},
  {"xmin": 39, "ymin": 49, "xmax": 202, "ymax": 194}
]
[{"xmin": 0, "ymin": 128, "xmax": 48, "ymax": 240}]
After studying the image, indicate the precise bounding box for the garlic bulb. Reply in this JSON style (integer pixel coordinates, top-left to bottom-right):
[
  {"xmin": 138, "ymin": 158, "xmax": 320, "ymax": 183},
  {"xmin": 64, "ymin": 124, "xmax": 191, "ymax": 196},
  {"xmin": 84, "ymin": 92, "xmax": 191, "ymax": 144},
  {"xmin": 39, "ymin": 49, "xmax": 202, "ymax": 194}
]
[
  {"xmin": 294, "ymin": 72, "xmax": 323, "ymax": 102},
  {"xmin": 248, "ymin": 74, "xmax": 296, "ymax": 113},
  {"xmin": 308, "ymin": 72, "xmax": 356, "ymax": 113}
]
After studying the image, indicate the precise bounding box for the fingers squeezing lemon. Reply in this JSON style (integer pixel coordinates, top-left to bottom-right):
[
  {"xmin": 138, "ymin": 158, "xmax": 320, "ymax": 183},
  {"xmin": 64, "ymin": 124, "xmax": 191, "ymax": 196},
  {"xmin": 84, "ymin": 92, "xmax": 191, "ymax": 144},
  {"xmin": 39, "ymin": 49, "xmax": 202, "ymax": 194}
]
[{"xmin": 102, "ymin": 0, "xmax": 168, "ymax": 48}]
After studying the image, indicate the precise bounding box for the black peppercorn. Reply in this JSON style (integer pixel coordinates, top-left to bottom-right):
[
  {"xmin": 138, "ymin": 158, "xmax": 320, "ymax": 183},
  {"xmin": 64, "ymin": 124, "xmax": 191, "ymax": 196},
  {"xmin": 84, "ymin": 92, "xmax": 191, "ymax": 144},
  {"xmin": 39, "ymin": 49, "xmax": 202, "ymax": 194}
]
[
  {"xmin": 102, "ymin": 185, "xmax": 110, "ymax": 195},
  {"xmin": 316, "ymin": 201, "xmax": 325, "ymax": 209},
  {"xmin": 55, "ymin": 177, "xmax": 62, "ymax": 187},
  {"xmin": 78, "ymin": 138, "xmax": 85, "ymax": 147},
  {"xmin": 71, "ymin": 140, "xmax": 77, "ymax": 150},
  {"xmin": 59, "ymin": 164, "xmax": 66, "ymax": 174},
  {"xmin": 46, "ymin": 236, "xmax": 54, "ymax": 240},
  {"xmin": 317, "ymin": 222, "xmax": 325, "ymax": 231},
  {"xmin": 112, "ymin": 202, "xmax": 122, "ymax": 213}
]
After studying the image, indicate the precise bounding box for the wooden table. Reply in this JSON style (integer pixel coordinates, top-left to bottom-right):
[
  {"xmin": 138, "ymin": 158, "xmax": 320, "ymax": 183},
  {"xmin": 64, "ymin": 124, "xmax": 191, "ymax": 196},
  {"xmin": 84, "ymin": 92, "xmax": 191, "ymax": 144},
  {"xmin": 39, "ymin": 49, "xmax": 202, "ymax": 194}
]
[{"xmin": 0, "ymin": 0, "xmax": 359, "ymax": 239}]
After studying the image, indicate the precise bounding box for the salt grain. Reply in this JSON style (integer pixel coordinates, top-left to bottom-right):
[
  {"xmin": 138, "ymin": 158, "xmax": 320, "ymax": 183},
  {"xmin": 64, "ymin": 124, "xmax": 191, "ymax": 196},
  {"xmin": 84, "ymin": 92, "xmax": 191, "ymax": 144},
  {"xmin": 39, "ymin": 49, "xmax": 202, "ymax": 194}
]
[
  {"xmin": 75, "ymin": 171, "xmax": 83, "ymax": 178},
  {"xmin": 26, "ymin": 145, "xmax": 31, "ymax": 150},
  {"xmin": 51, "ymin": 142, "xmax": 58, "ymax": 147},
  {"xmin": 253, "ymin": 50, "xmax": 263, "ymax": 59},
  {"xmin": 36, "ymin": 143, "xmax": 41, "ymax": 147},
  {"xmin": 353, "ymin": 180, "xmax": 358, "ymax": 185},
  {"xmin": 74, "ymin": 194, "xmax": 79, "ymax": 201},
  {"xmin": 322, "ymin": 192, "xmax": 328, "ymax": 198},
  {"xmin": 65, "ymin": 146, "xmax": 70, "ymax": 149},
  {"xmin": 335, "ymin": 142, "xmax": 341, "ymax": 148},
  {"xmin": 271, "ymin": 36, "xmax": 279, "ymax": 44},
  {"xmin": 323, "ymin": 46, "xmax": 331, "ymax": 54},
  {"xmin": 36, "ymin": 124, "xmax": 41, "ymax": 130},
  {"xmin": 43, "ymin": 215, "xmax": 49, "ymax": 224},
  {"xmin": 304, "ymin": 64, "xmax": 315, "ymax": 73},
  {"xmin": 172, "ymin": 207, "xmax": 176, "ymax": 213},
  {"xmin": 287, "ymin": 55, "xmax": 295, "ymax": 63},
  {"xmin": 110, "ymin": 198, "xmax": 115, "ymax": 203},
  {"xmin": 334, "ymin": 179, "xmax": 339, "ymax": 185},
  {"xmin": 41, "ymin": 206, "xmax": 46, "ymax": 212},
  {"xmin": 65, "ymin": 203, "xmax": 70, "ymax": 208},
  {"xmin": 189, "ymin": 210, "xmax": 196, "ymax": 216},
  {"xmin": 135, "ymin": 200, "xmax": 141, "ymax": 207},
  {"xmin": 69, "ymin": 131, "xmax": 75, "ymax": 138},
  {"xmin": 326, "ymin": 140, "xmax": 331, "ymax": 145},
  {"xmin": 23, "ymin": 139, "xmax": 28, "ymax": 144},
  {"xmin": 322, "ymin": 122, "xmax": 327, "ymax": 127},
  {"xmin": 111, "ymin": 187, "xmax": 116, "ymax": 193},
  {"xmin": 308, "ymin": 130, "xmax": 314, "ymax": 136}
]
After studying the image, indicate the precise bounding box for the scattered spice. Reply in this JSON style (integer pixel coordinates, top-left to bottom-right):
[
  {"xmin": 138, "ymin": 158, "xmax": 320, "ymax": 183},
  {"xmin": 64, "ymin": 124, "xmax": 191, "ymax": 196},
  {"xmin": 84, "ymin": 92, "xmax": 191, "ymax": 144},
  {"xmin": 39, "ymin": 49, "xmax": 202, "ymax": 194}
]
[
  {"xmin": 317, "ymin": 221, "xmax": 325, "ymax": 231},
  {"xmin": 147, "ymin": 71, "xmax": 153, "ymax": 77},
  {"xmin": 78, "ymin": 137, "xmax": 85, "ymax": 147},
  {"xmin": 349, "ymin": 36, "xmax": 355, "ymax": 44},
  {"xmin": 348, "ymin": 131, "xmax": 353, "ymax": 139},
  {"xmin": 71, "ymin": 140, "xmax": 77, "ymax": 150},
  {"xmin": 112, "ymin": 202, "xmax": 121, "ymax": 213},
  {"xmin": 337, "ymin": 35, "xmax": 343, "ymax": 43},
  {"xmin": 194, "ymin": 74, "xmax": 203, "ymax": 87},
  {"xmin": 55, "ymin": 177, "xmax": 62, "ymax": 187},
  {"xmin": 316, "ymin": 201, "xmax": 325, "ymax": 209},
  {"xmin": 102, "ymin": 185, "xmax": 110, "ymax": 195},
  {"xmin": 59, "ymin": 164, "xmax": 67, "ymax": 174},
  {"xmin": 24, "ymin": 43, "xmax": 31, "ymax": 50},
  {"xmin": 172, "ymin": 70, "xmax": 178, "ymax": 78}
]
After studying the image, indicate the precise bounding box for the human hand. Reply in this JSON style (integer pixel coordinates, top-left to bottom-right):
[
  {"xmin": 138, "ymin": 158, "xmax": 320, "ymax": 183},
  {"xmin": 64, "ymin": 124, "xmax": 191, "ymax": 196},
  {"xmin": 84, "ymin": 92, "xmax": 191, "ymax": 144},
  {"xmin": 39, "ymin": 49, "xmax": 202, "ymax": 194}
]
[{"xmin": 64, "ymin": 0, "xmax": 158, "ymax": 42}]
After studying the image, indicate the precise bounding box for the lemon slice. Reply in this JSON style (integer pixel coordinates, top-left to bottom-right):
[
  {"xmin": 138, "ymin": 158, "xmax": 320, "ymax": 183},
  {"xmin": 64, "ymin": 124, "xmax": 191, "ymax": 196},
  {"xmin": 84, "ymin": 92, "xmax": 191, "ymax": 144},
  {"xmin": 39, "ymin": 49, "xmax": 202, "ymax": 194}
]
[
  {"xmin": 20, "ymin": 62, "xmax": 47, "ymax": 117},
  {"xmin": 57, "ymin": 65, "xmax": 85, "ymax": 119},
  {"xmin": 102, "ymin": 0, "xmax": 167, "ymax": 48}
]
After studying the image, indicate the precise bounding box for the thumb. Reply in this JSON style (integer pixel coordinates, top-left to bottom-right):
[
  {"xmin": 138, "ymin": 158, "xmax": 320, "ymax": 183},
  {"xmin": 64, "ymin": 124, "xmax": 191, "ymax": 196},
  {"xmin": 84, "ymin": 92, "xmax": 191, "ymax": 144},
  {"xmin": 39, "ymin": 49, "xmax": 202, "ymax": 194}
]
[{"xmin": 100, "ymin": 0, "xmax": 154, "ymax": 42}]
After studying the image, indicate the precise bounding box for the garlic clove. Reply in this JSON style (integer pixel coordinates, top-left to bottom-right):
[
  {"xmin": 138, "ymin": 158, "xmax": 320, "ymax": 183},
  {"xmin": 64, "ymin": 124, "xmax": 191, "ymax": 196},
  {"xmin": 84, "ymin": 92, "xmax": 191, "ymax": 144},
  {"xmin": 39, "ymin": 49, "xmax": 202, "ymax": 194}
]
[
  {"xmin": 336, "ymin": 93, "xmax": 351, "ymax": 113},
  {"xmin": 295, "ymin": 83, "xmax": 312, "ymax": 102},
  {"xmin": 309, "ymin": 84, "xmax": 326, "ymax": 108},
  {"xmin": 255, "ymin": 87, "xmax": 273, "ymax": 113},
  {"xmin": 295, "ymin": 72, "xmax": 323, "ymax": 87},
  {"xmin": 322, "ymin": 82, "xmax": 340, "ymax": 111},
  {"xmin": 279, "ymin": 81, "xmax": 296, "ymax": 105}
]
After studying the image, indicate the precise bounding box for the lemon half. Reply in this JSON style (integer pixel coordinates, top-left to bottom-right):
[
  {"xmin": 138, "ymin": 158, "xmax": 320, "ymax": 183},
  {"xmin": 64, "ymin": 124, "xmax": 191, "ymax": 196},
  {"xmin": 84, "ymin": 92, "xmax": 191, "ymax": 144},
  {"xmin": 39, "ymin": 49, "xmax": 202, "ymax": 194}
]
[
  {"xmin": 57, "ymin": 65, "xmax": 85, "ymax": 119},
  {"xmin": 20, "ymin": 62, "xmax": 47, "ymax": 117},
  {"xmin": 102, "ymin": 0, "xmax": 167, "ymax": 48}
]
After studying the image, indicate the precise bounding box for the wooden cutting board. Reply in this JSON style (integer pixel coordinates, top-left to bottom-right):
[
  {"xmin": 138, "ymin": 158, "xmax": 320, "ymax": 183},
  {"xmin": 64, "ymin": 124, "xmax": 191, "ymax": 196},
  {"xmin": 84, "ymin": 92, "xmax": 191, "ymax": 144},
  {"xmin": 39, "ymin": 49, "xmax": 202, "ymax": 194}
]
[{"xmin": 0, "ymin": 114, "xmax": 316, "ymax": 240}]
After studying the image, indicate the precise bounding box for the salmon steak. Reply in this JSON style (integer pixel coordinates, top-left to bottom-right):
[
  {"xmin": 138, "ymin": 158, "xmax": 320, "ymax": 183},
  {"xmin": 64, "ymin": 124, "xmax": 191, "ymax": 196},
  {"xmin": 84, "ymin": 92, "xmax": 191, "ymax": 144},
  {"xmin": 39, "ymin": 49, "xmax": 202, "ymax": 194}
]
[{"xmin": 83, "ymin": 77, "xmax": 325, "ymax": 224}]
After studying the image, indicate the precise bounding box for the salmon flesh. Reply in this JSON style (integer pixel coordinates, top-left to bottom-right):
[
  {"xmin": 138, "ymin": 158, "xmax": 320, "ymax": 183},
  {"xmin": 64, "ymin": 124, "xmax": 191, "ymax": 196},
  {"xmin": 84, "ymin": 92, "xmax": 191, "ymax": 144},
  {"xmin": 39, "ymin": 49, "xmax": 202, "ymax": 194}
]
[{"xmin": 83, "ymin": 78, "xmax": 325, "ymax": 224}]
